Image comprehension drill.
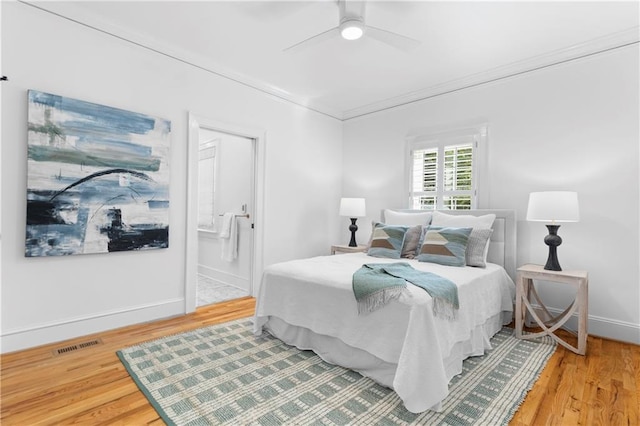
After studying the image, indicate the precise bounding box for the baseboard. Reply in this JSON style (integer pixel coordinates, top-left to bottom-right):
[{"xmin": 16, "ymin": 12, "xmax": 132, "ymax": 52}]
[
  {"xmin": 529, "ymin": 305, "xmax": 640, "ymax": 345},
  {"xmin": 0, "ymin": 298, "xmax": 185, "ymax": 354},
  {"xmin": 197, "ymin": 265, "xmax": 249, "ymax": 291}
]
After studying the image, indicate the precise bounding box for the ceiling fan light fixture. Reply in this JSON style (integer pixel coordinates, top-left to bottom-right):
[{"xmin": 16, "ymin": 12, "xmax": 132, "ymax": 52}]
[{"xmin": 340, "ymin": 18, "xmax": 364, "ymax": 40}]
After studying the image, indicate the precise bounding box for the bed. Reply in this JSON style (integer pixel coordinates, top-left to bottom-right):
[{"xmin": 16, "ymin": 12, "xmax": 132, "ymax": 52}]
[{"xmin": 253, "ymin": 209, "xmax": 517, "ymax": 413}]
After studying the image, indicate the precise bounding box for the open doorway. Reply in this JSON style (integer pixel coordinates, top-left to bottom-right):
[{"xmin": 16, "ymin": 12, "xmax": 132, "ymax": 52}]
[
  {"xmin": 195, "ymin": 129, "xmax": 253, "ymax": 306},
  {"xmin": 185, "ymin": 114, "xmax": 265, "ymax": 313}
]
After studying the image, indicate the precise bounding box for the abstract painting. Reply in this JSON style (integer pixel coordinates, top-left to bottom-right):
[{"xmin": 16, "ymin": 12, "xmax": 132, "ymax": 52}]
[{"xmin": 26, "ymin": 90, "xmax": 171, "ymax": 257}]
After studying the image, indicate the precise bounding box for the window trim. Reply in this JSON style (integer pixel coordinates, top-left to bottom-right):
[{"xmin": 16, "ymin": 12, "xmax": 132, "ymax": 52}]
[
  {"xmin": 197, "ymin": 138, "xmax": 220, "ymax": 232},
  {"xmin": 405, "ymin": 123, "xmax": 488, "ymax": 210}
]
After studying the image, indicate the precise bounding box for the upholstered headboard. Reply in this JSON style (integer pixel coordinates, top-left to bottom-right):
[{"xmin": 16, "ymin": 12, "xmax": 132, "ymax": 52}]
[{"xmin": 381, "ymin": 209, "xmax": 517, "ymax": 280}]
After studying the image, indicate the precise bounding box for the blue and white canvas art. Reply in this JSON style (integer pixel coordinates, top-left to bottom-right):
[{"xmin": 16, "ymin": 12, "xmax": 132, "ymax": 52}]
[{"xmin": 26, "ymin": 90, "xmax": 171, "ymax": 257}]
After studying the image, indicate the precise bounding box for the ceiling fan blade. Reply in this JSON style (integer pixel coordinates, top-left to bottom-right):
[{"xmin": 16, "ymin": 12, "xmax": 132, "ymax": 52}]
[
  {"xmin": 283, "ymin": 27, "xmax": 340, "ymax": 53},
  {"xmin": 365, "ymin": 25, "xmax": 421, "ymax": 52}
]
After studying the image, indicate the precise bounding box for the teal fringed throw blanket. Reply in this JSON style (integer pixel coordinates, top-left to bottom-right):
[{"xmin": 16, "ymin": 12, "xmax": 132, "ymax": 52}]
[{"xmin": 352, "ymin": 262, "xmax": 459, "ymax": 320}]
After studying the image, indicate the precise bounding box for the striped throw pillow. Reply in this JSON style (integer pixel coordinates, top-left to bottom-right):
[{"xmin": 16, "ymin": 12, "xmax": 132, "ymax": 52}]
[
  {"xmin": 417, "ymin": 226, "xmax": 472, "ymax": 267},
  {"xmin": 367, "ymin": 224, "xmax": 408, "ymax": 259}
]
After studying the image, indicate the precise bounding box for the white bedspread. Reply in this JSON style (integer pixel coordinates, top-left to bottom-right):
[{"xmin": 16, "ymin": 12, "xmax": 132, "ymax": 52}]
[{"xmin": 253, "ymin": 252, "xmax": 515, "ymax": 413}]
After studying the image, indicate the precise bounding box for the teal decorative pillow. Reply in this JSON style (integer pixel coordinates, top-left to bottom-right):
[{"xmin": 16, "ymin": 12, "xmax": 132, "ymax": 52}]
[
  {"xmin": 417, "ymin": 226, "xmax": 472, "ymax": 267},
  {"xmin": 367, "ymin": 224, "xmax": 408, "ymax": 259}
]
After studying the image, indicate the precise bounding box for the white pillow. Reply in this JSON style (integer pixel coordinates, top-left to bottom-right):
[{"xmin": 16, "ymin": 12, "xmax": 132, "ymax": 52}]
[
  {"xmin": 383, "ymin": 209, "xmax": 433, "ymax": 226},
  {"xmin": 466, "ymin": 228, "xmax": 493, "ymax": 267},
  {"xmin": 431, "ymin": 211, "xmax": 496, "ymax": 229}
]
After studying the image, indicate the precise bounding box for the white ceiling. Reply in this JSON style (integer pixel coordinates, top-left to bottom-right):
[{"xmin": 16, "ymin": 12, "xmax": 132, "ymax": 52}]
[{"xmin": 31, "ymin": 1, "xmax": 639, "ymax": 120}]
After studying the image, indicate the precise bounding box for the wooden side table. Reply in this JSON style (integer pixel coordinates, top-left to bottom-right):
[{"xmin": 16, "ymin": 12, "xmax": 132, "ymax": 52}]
[
  {"xmin": 515, "ymin": 264, "xmax": 588, "ymax": 355},
  {"xmin": 331, "ymin": 244, "xmax": 367, "ymax": 255}
]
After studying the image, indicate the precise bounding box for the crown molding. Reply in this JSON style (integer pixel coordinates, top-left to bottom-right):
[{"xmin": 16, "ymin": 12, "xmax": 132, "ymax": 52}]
[
  {"xmin": 341, "ymin": 26, "xmax": 640, "ymax": 121},
  {"xmin": 21, "ymin": 1, "xmax": 345, "ymax": 121},
  {"xmin": 21, "ymin": 2, "xmax": 638, "ymax": 123}
]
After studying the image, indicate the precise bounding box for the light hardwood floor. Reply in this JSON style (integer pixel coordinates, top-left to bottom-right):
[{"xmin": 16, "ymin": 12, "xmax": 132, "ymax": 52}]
[{"xmin": 1, "ymin": 297, "xmax": 638, "ymax": 425}]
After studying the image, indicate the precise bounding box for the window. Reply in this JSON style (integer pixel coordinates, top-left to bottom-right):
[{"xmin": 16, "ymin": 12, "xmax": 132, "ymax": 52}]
[
  {"xmin": 408, "ymin": 126, "xmax": 485, "ymax": 210},
  {"xmin": 198, "ymin": 140, "xmax": 218, "ymax": 231}
]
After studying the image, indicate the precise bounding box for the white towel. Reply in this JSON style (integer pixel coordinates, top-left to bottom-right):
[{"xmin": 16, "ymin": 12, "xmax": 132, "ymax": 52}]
[
  {"xmin": 219, "ymin": 212, "xmax": 238, "ymax": 262},
  {"xmin": 219, "ymin": 212, "xmax": 233, "ymax": 238}
]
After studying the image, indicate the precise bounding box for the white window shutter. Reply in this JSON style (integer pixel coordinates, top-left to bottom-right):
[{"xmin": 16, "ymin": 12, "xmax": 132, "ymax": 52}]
[{"xmin": 408, "ymin": 131, "xmax": 481, "ymax": 210}]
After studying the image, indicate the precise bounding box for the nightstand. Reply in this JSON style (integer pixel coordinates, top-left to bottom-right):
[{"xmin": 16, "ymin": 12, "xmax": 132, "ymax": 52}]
[
  {"xmin": 515, "ymin": 264, "xmax": 588, "ymax": 355},
  {"xmin": 331, "ymin": 244, "xmax": 367, "ymax": 255}
]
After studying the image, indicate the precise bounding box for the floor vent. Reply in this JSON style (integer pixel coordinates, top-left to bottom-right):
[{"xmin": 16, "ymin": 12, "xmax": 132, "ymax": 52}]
[{"xmin": 53, "ymin": 338, "xmax": 103, "ymax": 356}]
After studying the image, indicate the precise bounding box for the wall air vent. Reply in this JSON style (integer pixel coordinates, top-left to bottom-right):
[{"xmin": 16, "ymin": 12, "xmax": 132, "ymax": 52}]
[{"xmin": 52, "ymin": 338, "xmax": 103, "ymax": 356}]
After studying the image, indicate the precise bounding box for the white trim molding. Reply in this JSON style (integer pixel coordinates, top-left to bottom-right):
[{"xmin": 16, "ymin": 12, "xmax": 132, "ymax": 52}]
[
  {"xmin": 19, "ymin": 1, "xmax": 343, "ymax": 121},
  {"xmin": 530, "ymin": 304, "xmax": 640, "ymax": 346},
  {"xmin": 342, "ymin": 27, "xmax": 640, "ymax": 120},
  {"xmin": 197, "ymin": 265, "xmax": 249, "ymax": 291},
  {"xmin": 404, "ymin": 121, "xmax": 489, "ymax": 211},
  {"xmin": 20, "ymin": 2, "xmax": 639, "ymax": 122},
  {"xmin": 0, "ymin": 298, "xmax": 184, "ymax": 354},
  {"xmin": 186, "ymin": 113, "xmax": 266, "ymax": 313}
]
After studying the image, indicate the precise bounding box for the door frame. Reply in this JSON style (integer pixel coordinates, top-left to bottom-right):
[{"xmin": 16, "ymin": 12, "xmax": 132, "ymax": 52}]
[{"xmin": 185, "ymin": 112, "xmax": 266, "ymax": 313}]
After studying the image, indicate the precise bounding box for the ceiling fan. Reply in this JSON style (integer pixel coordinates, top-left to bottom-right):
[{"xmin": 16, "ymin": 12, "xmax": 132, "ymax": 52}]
[{"xmin": 283, "ymin": 0, "xmax": 421, "ymax": 53}]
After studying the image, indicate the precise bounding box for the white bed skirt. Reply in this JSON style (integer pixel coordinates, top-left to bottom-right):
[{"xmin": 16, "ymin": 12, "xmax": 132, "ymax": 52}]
[{"xmin": 260, "ymin": 310, "xmax": 512, "ymax": 412}]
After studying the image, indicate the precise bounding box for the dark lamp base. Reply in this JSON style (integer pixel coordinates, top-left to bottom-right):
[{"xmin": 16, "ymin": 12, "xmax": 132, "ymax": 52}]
[
  {"xmin": 543, "ymin": 224, "xmax": 563, "ymax": 271},
  {"xmin": 348, "ymin": 218, "xmax": 359, "ymax": 247}
]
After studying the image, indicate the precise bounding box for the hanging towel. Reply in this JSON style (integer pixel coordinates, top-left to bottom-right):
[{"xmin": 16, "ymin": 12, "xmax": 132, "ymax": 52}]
[
  {"xmin": 220, "ymin": 212, "xmax": 238, "ymax": 262},
  {"xmin": 219, "ymin": 212, "xmax": 233, "ymax": 238}
]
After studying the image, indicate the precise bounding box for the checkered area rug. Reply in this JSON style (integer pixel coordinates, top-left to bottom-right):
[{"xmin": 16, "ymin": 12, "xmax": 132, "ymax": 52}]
[{"xmin": 117, "ymin": 318, "xmax": 556, "ymax": 425}]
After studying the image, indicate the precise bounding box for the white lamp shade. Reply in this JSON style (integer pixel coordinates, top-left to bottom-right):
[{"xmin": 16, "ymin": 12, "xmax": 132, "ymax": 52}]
[
  {"xmin": 339, "ymin": 198, "xmax": 366, "ymax": 217},
  {"xmin": 526, "ymin": 191, "xmax": 580, "ymax": 222}
]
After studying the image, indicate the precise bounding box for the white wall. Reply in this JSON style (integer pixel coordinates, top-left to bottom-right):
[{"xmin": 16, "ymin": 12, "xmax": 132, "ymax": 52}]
[
  {"xmin": 3, "ymin": 2, "xmax": 637, "ymax": 352},
  {"xmin": 343, "ymin": 46, "xmax": 640, "ymax": 344},
  {"xmin": 1, "ymin": 3, "xmax": 343, "ymax": 352}
]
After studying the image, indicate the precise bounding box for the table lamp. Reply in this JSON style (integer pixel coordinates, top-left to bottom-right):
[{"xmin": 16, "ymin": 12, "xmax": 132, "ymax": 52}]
[
  {"xmin": 526, "ymin": 191, "xmax": 580, "ymax": 271},
  {"xmin": 339, "ymin": 198, "xmax": 366, "ymax": 247}
]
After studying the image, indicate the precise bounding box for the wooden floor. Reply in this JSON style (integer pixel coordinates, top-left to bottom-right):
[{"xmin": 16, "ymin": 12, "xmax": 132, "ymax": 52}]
[{"xmin": 1, "ymin": 297, "xmax": 638, "ymax": 425}]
